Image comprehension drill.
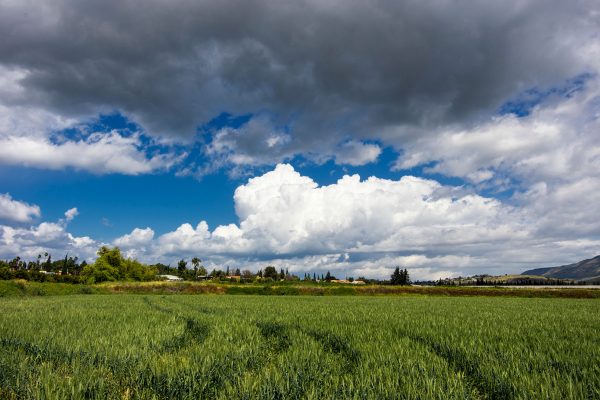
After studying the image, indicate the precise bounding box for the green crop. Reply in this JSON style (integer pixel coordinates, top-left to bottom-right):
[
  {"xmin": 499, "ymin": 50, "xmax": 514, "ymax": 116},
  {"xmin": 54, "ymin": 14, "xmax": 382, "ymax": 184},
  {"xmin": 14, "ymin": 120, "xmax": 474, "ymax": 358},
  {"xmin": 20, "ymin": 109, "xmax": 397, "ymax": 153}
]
[{"xmin": 0, "ymin": 295, "xmax": 598, "ymax": 399}]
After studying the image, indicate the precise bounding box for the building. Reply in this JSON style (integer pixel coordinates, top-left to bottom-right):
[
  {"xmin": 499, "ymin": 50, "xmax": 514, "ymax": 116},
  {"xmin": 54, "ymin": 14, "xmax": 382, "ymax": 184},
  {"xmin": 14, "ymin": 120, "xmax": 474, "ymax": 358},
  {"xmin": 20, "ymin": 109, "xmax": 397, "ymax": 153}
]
[
  {"xmin": 158, "ymin": 274, "xmax": 183, "ymax": 282},
  {"xmin": 331, "ymin": 279, "xmax": 366, "ymax": 285}
]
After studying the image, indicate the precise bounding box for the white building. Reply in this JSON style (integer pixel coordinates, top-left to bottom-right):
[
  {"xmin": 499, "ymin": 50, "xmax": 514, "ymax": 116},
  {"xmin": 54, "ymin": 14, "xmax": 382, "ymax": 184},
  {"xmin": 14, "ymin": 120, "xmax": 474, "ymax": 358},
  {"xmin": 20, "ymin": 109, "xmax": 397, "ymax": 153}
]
[{"xmin": 158, "ymin": 274, "xmax": 183, "ymax": 282}]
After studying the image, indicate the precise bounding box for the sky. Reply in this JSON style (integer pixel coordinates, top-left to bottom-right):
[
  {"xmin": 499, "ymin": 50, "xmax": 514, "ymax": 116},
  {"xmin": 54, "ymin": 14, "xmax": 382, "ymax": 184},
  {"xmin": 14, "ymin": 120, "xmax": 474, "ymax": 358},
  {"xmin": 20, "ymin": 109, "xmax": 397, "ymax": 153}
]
[{"xmin": 1, "ymin": 0, "xmax": 599, "ymax": 280}]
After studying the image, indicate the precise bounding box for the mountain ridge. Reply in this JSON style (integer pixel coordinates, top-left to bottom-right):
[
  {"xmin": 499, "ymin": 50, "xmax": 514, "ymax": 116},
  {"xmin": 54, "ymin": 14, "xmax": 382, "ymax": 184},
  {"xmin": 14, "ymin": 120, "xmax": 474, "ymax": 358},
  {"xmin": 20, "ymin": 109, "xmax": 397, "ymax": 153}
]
[{"xmin": 522, "ymin": 255, "xmax": 600, "ymax": 281}]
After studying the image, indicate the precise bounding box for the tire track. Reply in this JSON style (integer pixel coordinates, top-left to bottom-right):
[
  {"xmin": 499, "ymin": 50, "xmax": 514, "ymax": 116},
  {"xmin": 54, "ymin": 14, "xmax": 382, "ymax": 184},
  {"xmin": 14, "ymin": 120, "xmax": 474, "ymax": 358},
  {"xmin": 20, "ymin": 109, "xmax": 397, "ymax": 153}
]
[
  {"xmin": 397, "ymin": 329, "xmax": 514, "ymax": 399},
  {"xmin": 256, "ymin": 321, "xmax": 291, "ymax": 353},
  {"xmin": 302, "ymin": 329, "xmax": 360, "ymax": 372},
  {"xmin": 142, "ymin": 297, "xmax": 211, "ymax": 352}
]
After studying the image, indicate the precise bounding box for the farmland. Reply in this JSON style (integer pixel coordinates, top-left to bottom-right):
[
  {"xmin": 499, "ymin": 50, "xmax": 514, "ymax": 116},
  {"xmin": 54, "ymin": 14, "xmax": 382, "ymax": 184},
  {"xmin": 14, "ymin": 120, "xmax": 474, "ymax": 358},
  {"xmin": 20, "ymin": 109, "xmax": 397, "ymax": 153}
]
[{"xmin": 1, "ymin": 295, "xmax": 599, "ymax": 399}]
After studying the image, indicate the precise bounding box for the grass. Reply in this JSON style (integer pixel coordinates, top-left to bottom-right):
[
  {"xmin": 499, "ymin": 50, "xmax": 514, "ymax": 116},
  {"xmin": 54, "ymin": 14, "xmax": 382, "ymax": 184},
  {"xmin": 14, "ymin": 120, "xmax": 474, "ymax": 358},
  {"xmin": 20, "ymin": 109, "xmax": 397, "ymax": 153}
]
[
  {"xmin": 0, "ymin": 294, "xmax": 598, "ymax": 399},
  {"xmin": 0, "ymin": 280, "xmax": 103, "ymax": 297},
  {"xmin": 2, "ymin": 279, "xmax": 599, "ymax": 298}
]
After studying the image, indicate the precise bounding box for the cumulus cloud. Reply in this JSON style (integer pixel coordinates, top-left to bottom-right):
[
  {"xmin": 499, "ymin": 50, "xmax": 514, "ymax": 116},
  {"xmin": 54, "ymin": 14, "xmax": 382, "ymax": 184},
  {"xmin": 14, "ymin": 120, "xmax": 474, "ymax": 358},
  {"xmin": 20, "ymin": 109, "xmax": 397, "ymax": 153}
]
[
  {"xmin": 0, "ymin": 221, "xmax": 97, "ymax": 260},
  {"xmin": 102, "ymin": 164, "xmax": 543, "ymax": 277},
  {"xmin": 0, "ymin": 193, "xmax": 41, "ymax": 223},
  {"xmin": 0, "ymin": 199, "xmax": 96, "ymax": 260},
  {"xmin": 228, "ymin": 164, "xmax": 524, "ymax": 254},
  {"xmin": 114, "ymin": 227, "xmax": 155, "ymax": 248}
]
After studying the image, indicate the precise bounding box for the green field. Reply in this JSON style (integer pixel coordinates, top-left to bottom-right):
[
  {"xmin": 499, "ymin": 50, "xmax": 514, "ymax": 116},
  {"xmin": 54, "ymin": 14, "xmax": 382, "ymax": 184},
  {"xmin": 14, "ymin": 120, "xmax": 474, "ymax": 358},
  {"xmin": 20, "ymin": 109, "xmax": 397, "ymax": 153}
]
[{"xmin": 0, "ymin": 295, "xmax": 599, "ymax": 399}]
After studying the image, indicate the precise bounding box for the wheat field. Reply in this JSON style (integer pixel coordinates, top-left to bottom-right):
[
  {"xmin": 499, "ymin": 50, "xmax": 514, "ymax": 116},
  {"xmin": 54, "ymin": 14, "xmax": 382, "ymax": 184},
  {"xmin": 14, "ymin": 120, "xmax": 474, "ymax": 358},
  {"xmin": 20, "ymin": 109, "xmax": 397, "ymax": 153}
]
[{"xmin": 0, "ymin": 295, "xmax": 598, "ymax": 399}]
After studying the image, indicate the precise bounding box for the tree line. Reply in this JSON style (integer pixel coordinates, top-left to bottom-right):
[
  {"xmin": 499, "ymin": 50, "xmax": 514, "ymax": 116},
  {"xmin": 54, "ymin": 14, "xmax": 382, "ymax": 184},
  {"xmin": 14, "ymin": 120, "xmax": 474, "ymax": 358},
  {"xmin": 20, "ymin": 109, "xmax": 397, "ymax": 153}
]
[{"xmin": 1, "ymin": 246, "xmax": 412, "ymax": 285}]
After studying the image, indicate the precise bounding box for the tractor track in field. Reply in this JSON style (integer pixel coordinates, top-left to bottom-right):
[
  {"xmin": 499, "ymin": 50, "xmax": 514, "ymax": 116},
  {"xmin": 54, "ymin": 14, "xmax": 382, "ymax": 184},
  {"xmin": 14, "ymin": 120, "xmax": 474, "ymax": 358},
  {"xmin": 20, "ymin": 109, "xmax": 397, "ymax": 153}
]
[
  {"xmin": 397, "ymin": 329, "xmax": 514, "ymax": 400},
  {"xmin": 253, "ymin": 320, "xmax": 360, "ymax": 372},
  {"xmin": 142, "ymin": 297, "xmax": 211, "ymax": 352},
  {"xmin": 300, "ymin": 328, "xmax": 360, "ymax": 373},
  {"xmin": 255, "ymin": 321, "xmax": 292, "ymax": 354}
]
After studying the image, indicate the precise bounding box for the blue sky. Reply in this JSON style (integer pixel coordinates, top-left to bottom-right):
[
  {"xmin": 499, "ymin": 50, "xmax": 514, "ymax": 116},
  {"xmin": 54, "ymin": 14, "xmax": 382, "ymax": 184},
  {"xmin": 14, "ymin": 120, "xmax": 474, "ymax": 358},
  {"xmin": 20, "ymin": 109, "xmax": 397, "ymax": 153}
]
[{"xmin": 1, "ymin": 0, "xmax": 599, "ymax": 280}]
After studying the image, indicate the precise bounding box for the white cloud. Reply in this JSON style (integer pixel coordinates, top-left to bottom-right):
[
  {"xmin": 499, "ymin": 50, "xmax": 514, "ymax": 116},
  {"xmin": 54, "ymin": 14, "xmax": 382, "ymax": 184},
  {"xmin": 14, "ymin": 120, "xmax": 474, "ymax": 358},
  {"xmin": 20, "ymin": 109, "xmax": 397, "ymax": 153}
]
[
  {"xmin": 334, "ymin": 141, "xmax": 381, "ymax": 166},
  {"xmin": 157, "ymin": 222, "xmax": 212, "ymax": 255},
  {"xmin": 64, "ymin": 207, "xmax": 79, "ymax": 222},
  {"xmin": 117, "ymin": 164, "xmax": 538, "ymax": 277},
  {"xmin": 394, "ymin": 77, "xmax": 600, "ymax": 187},
  {"xmin": 229, "ymin": 164, "xmax": 524, "ymax": 254},
  {"xmin": 0, "ymin": 131, "xmax": 181, "ymax": 175},
  {"xmin": 0, "ymin": 69, "xmax": 183, "ymax": 175},
  {"xmin": 0, "ymin": 193, "xmax": 41, "ymax": 223},
  {"xmin": 0, "ymin": 194, "xmax": 97, "ymax": 260},
  {"xmin": 0, "ymin": 221, "xmax": 97, "ymax": 260},
  {"xmin": 114, "ymin": 227, "xmax": 155, "ymax": 248}
]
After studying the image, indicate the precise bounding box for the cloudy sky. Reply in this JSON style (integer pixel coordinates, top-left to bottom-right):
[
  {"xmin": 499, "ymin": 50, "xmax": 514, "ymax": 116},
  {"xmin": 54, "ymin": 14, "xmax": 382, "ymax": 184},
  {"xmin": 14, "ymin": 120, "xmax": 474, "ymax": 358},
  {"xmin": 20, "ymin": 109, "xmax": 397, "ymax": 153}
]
[{"xmin": 1, "ymin": 0, "xmax": 599, "ymax": 279}]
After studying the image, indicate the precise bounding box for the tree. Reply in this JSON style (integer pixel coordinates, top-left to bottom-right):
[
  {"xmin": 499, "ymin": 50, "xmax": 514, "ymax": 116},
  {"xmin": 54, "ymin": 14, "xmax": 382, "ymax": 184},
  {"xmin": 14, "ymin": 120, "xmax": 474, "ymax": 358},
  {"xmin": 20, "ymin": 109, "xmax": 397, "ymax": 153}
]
[
  {"xmin": 391, "ymin": 267, "xmax": 401, "ymax": 285},
  {"xmin": 191, "ymin": 257, "xmax": 201, "ymax": 277},
  {"xmin": 177, "ymin": 259, "xmax": 187, "ymax": 277},
  {"xmin": 241, "ymin": 269, "xmax": 254, "ymax": 282},
  {"xmin": 69, "ymin": 256, "xmax": 80, "ymax": 275},
  {"xmin": 264, "ymin": 266, "xmax": 278, "ymax": 279},
  {"xmin": 97, "ymin": 246, "xmax": 121, "ymax": 267},
  {"xmin": 325, "ymin": 271, "xmax": 332, "ymax": 281},
  {"xmin": 44, "ymin": 254, "xmax": 52, "ymax": 271},
  {"xmin": 402, "ymin": 268, "xmax": 410, "ymax": 285},
  {"xmin": 82, "ymin": 258, "xmax": 119, "ymax": 283},
  {"xmin": 62, "ymin": 254, "xmax": 69, "ymax": 275},
  {"xmin": 82, "ymin": 246, "xmax": 156, "ymax": 283}
]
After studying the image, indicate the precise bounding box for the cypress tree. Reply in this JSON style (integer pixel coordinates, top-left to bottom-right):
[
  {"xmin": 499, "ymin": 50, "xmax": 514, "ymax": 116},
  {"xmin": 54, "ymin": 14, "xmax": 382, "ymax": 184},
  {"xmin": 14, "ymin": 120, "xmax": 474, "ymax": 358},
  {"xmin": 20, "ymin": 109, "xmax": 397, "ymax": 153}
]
[
  {"xmin": 391, "ymin": 267, "xmax": 401, "ymax": 285},
  {"xmin": 62, "ymin": 254, "xmax": 69, "ymax": 275}
]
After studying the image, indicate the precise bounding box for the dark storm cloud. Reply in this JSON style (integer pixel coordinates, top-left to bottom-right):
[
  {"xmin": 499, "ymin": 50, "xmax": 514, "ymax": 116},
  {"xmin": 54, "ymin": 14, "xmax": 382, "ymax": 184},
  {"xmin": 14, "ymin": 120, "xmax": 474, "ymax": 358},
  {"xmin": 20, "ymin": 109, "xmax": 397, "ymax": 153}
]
[{"xmin": 0, "ymin": 0, "xmax": 595, "ymax": 148}]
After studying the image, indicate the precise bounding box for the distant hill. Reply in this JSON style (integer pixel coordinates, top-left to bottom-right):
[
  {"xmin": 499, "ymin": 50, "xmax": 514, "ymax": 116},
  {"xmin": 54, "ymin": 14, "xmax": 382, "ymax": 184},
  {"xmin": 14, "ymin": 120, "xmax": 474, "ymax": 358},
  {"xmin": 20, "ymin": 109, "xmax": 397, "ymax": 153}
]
[{"xmin": 522, "ymin": 255, "xmax": 600, "ymax": 281}]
